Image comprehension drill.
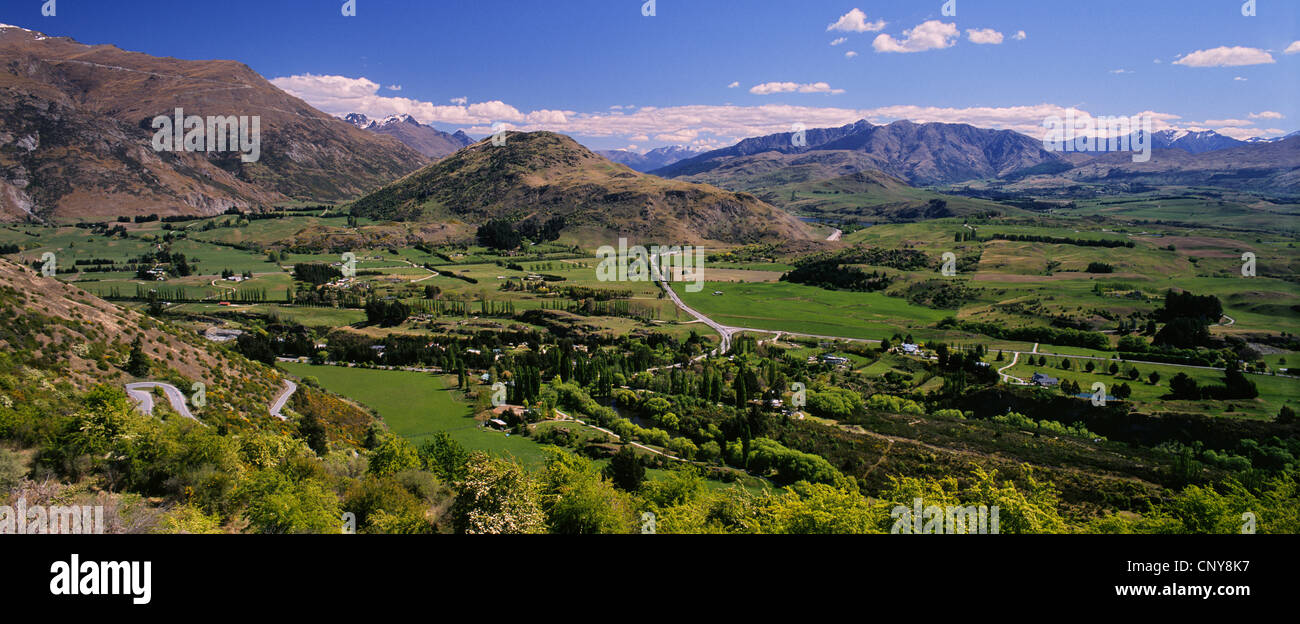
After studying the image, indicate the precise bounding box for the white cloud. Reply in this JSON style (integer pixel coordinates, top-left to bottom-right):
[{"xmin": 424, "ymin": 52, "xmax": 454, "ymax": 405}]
[
  {"xmin": 274, "ymin": 74, "xmax": 1253, "ymax": 152},
  {"xmin": 1173, "ymin": 46, "xmax": 1276, "ymax": 67},
  {"xmin": 1215, "ymin": 127, "xmax": 1277, "ymax": 140},
  {"xmin": 749, "ymin": 81, "xmax": 845, "ymax": 95},
  {"xmin": 727, "ymin": 81, "xmax": 740, "ymax": 88},
  {"xmin": 1286, "ymin": 41, "xmax": 1300, "ymax": 54},
  {"xmin": 1234, "ymin": 76, "xmax": 1247, "ymax": 81},
  {"xmin": 450, "ymin": 96, "xmax": 468, "ymax": 105},
  {"xmin": 1200, "ymin": 119, "xmax": 1253, "ymax": 127},
  {"xmin": 966, "ymin": 28, "xmax": 1004, "ymax": 45},
  {"xmin": 845, "ymin": 51, "xmax": 858, "ymax": 59},
  {"xmin": 1013, "ymin": 30, "xmax": 1027, "ymax": 41},
  {"xmin": 830, "ymin": 37, "xmax": 847, "ymax": 46},
  {"xmin": 526, "ymin": 110, "xmax": 569, "ymax": 124},
  {"xmin": 827, "ymin": 8, "xmax": 886, "ymax": 33},
  {"xmin": 386, "ymin": 84, "xmax": 402, "ymax": 91},
  {"xmin": 1110, "ymin": 69, "xmax": 1133, "ymax": 74},
  {"xmin": 1249, "ymin": 111, "xmax": 1284, "ymax": 119},
  {"xmin": 873, "ymin": 21, "xmax": 959, "ymax": 53},
  {"xmin": 270, "ymin": 74, "xmax": 527, "ymax": 124}
]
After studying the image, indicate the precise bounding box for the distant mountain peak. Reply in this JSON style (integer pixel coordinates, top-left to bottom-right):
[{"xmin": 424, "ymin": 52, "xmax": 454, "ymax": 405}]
[
  {"xmin": 1148, "ymin": 129, "xmax": 1244, "ymax": 154},
  {"xmin": 596, "ymin": 144, "xmax": 708, "ymax": 172},
  {"xmin": 342, "ymin": 112, "xmax": 472, "ymax": 160}
]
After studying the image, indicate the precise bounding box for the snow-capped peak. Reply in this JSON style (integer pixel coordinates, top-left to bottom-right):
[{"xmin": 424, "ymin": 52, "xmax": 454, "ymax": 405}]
[{"xmin": 379, "ymin": 114, "xmax": 420, "ymax": 127}]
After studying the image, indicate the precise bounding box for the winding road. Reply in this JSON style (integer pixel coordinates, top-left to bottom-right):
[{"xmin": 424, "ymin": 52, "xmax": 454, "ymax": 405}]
[
  {"xmin": 125, "ymin": 382, "xmax": 197, "ymax": 421},
  {"xmin": 269, "ymin": 380, "xmax": 298, "ymax": 420},
  {"xmin": 125, "ymin": 379, "xmax": 298, "ymax": 423}
]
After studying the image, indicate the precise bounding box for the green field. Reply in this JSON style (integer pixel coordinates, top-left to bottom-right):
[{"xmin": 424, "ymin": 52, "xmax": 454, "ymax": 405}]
[
  {"xmin": 279, "ymin": 362, "xmax": 553, "ymax": 467},
  {"xmin": 679, "ymin": 280, "xmax": 950, "ymax": 339}
]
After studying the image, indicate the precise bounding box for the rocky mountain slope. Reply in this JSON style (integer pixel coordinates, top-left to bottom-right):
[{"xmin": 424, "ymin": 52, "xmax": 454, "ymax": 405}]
[{"xmin": 0, "ymin": 24, "xmax": 425, "ymax": 222}]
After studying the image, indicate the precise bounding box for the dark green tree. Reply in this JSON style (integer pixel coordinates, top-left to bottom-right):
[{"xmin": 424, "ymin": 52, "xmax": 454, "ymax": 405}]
[{"xmin": 605, "ymin": 445, "xmax": 645, "ymax": 492}]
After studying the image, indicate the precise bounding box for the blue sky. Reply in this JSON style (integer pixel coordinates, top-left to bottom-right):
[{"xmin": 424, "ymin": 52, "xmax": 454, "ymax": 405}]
[{"xmin": 3, "ymin": 0, "xmax": 1297, "ymax": 151}]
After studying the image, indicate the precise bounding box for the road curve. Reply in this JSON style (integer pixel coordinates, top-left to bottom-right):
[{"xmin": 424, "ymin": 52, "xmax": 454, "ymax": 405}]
[
  {"xmin": 125, "ymin": 382, "xmax": 197, "ymax": 421},
  {"xmin": 269, "ymin": 380, "xmax": 298, "ymax": 420},
  {"xmin": 651, "ymin": 252, "xmax": 733, "ymax": 355}
]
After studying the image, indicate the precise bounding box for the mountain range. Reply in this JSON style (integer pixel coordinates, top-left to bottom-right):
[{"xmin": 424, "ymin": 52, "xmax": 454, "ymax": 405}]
[
  {"xmin": 344, "ymin": 113, "xmax": 474, "ymax": 160},
  {"xmin": 596, "ymin": 146, "xmax": 706, "ymax": 172},
  {"xmin": 653, "ymin": 119, "xmax": 1066, "ymax": 186},
  {"xmin": 0, "ymin": 24, "xmax": 425, "ymax": 221},
  {"xmin": 651, "ymin": 119, "xmax": 1300, "ymax": 195}
]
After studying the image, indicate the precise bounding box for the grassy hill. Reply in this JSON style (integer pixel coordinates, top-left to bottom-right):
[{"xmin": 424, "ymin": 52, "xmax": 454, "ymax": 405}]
[
  {"xmin": 756, "ymin": 170, "xmax": 1017, "ymax": 223},
  {"xmin": 350, "ymin": 131, "xmax": 816, "ymax": 246}
]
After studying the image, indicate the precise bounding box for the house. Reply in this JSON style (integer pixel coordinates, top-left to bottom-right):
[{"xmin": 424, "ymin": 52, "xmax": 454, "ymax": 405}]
[
  {"xmin": 487, "ymin": 418, "xmax": 509, "ymax": 430},
  {"xmin": 1031, "ymin": 372, "xmax": 1059, "ymax": 387},
  {"xmin": 900, "ymin": 343, "xmax": 921, "ymax": 355},
  {"xmin": 820, "ymin": 355, "xmax": 850, "ymax": 366}
]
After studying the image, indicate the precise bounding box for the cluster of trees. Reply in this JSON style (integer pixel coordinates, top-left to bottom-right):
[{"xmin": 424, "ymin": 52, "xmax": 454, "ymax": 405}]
[
  {"xmin": 903, "ymin": 280, "xmax": 980, "ymax": 309},
  {"xmin": 780, "ymin": 260, "xmax": 893, "ymax": 292},
  {"xmin": 363, "ymin": 299, "xmax": 411, "ymax": 327},
  {"xmin": 132, "ymin": 250, "xmax": 194, "ymax": 278},
  {"xmin": 476, "ymin": 216, "xmax": 566, "ymax": 250},
  {"xmin": 812, "ymin": 247, "xmax": 932, "ymax": 271},
  {"xmin": 1167, "ymin": 365, "xmax": 1258, "ymax": 401},
  {"xmin": 982, "ymin": 233, "xmax": 1134, "ymax": 248},
  {"xmin": 939, "ymin": 318, "xmax": 1110, "ymax": 350},
  {"xmin": 292, "ymin": 263, "xmax": 344, "ymax": 285}
]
